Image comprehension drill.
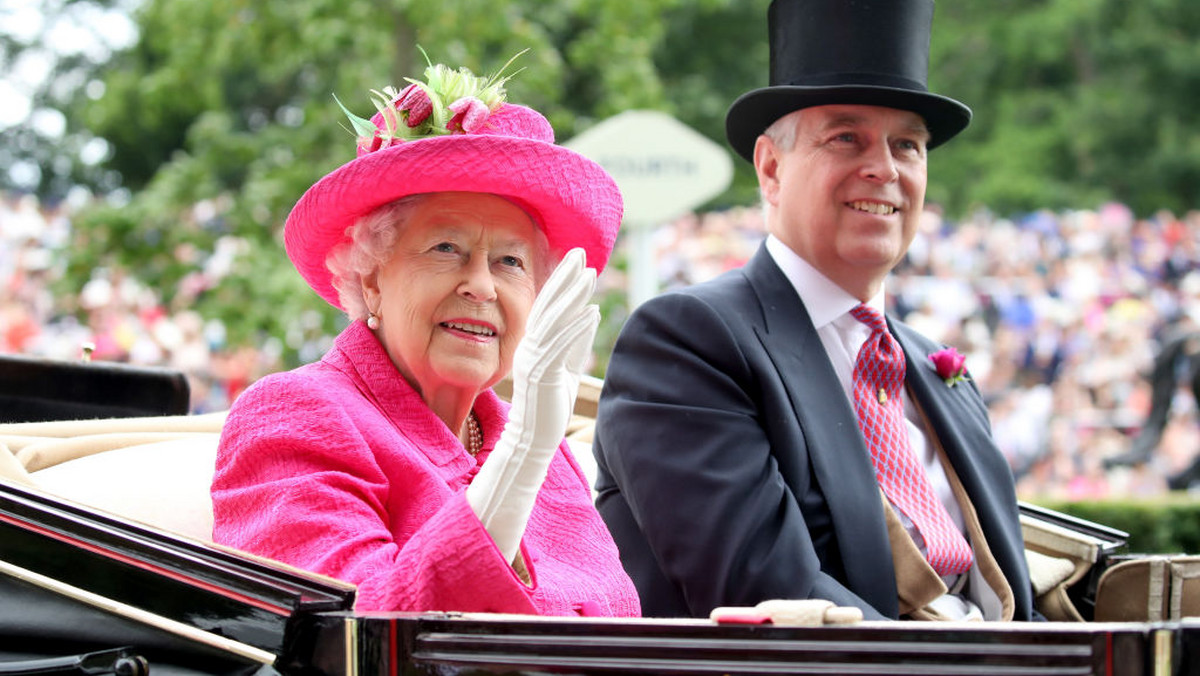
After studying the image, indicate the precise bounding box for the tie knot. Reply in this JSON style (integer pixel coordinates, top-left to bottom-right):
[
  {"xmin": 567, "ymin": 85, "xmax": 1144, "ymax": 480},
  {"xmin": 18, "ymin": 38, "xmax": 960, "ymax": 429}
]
[{"xmin": 849, "ymin": 304, "xmax": 887, "ymax": 334}]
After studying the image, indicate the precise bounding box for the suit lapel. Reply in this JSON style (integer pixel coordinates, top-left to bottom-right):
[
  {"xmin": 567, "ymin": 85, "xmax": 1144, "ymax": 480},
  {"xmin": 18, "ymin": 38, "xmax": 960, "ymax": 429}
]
[
  {"xmin": 743, "ymin": 249, "xmax": 898, "ymax": 616},
  {"xmin": 891, "ymin": 321, "xmax": 1029, "ymax": 615},
  {"xmin": 891, "ymin": 323, "xmax": 1000, "ymax": 505}
]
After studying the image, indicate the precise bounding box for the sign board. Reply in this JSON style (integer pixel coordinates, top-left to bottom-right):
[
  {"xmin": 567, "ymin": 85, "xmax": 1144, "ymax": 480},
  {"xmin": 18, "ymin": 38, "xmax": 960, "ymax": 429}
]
[{"xmin": 565, "ymin": 110, "xmax": 733, "ymax": 226}]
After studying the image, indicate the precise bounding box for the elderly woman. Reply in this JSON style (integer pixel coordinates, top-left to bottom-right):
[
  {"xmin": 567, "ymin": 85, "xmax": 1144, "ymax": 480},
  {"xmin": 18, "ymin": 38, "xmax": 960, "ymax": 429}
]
[{"xmin": 211, "ymin": 57, "xmax": 639, "ymax": 616}]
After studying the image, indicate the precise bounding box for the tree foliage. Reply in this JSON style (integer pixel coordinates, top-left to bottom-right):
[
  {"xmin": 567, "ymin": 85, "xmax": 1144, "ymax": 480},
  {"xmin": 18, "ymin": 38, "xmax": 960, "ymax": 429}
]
[
  {"xmin": 0, "ymin": 0, "xmax": 134, "ymax": 198},
  {"xmin": 52, "ymin": 0, "xmax": 687, "ymax": 364},
  {"xmin": 929, "ymin": 0, "xmax": 1200, "ymax": 216},
  {"xmin": 7, "ymin": 0, "xmax": 1200, "ymax": 366},
  {"xmin": 652, "ymin": 0, "xmax": 770, "ymax": 207}
]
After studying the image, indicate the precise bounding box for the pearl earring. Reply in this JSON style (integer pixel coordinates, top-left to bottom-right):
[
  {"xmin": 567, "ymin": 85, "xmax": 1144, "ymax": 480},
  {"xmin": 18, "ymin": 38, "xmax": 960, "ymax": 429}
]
[{"xmin": 367, "ymin": 312, "xmax": 380, "ymax": 330}]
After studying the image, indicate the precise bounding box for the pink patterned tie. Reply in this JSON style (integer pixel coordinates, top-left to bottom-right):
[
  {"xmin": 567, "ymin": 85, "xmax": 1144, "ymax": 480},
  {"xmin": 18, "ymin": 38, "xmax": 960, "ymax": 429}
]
[{"xmin": 849, "ymin": 304, "xmax": 973, "ymax": 576}]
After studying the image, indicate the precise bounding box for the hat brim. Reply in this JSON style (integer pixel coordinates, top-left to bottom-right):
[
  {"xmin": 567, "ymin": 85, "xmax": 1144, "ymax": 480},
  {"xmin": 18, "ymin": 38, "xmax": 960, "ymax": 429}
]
[
  {"xmin": 725, "ymin": 85, "xmax": 972, "ymax": 162},
  {"xmin": 285, "ymin": 134, "xmax": 623, "ymax": 309}
]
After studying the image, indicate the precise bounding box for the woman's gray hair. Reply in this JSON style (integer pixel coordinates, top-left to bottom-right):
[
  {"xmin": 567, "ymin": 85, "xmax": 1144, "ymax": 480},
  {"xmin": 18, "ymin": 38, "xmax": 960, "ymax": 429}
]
[
  {"xmin": 325, "ymin": 193, "xmax": 557, "ymax": 320},
  {"xmin": 326, "ymin": 195, "xmax": 428, "ymax": 321}
]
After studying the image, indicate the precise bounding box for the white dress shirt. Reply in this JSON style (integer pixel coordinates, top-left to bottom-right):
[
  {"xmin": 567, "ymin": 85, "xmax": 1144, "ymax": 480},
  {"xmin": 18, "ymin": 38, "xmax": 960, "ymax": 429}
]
[{"xmin": 765, "ymin": 235, "xmax": 998, "ymax": 620}]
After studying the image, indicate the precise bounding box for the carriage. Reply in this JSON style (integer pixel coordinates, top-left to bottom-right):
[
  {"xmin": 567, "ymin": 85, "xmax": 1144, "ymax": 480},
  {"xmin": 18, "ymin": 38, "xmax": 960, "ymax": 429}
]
[{"xmin": 1, "ymin": 354, "xmax": 1197, "ymax": 675}]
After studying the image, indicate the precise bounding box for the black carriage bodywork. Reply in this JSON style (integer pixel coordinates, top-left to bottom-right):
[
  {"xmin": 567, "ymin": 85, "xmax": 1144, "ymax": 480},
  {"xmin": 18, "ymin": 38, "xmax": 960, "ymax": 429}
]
[
  {"xmin": 2, "ymin": 355, "xmax": 1198, "ymax": 674},
  {"xmin": 2, "ymin": 479, "xmax": 1198, "ymax": 676}
]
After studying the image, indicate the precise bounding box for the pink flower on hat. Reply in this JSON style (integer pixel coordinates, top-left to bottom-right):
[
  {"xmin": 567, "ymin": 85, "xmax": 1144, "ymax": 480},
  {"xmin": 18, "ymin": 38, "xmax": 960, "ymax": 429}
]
[
  {"xmin": 447, "ymin": 96, "xmax": 490, "ymax": 133},
  {"xmin": 356, "ymin": 132, "xmax": 383, "ymax": 155},
  {"xmin": 929, "ymin": 347, "xmax": 969, "ymax": 387},
  {"xmin": 335, "ymin": 47, "xmax": 528, "ymax": 157},
  {"xmin": 288, "ymin": 48, "xmax": 623, "ymax": 310},
  {"xmin": 393, "ymin": 84, "xmax": 433, "ymax": 128}
]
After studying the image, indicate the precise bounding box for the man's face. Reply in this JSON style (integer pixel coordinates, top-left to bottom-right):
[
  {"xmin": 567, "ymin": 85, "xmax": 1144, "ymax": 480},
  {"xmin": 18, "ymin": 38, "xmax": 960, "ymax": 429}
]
[{"xmin": 754, "ymin": 104, "xmax": 929, "ymax": 300}]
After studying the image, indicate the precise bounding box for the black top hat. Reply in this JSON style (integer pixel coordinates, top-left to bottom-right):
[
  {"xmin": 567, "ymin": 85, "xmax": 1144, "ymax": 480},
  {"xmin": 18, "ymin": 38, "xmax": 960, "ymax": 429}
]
[{"xmin": 725, "ymin": 0, "xmax": 971, "ymax": 162}]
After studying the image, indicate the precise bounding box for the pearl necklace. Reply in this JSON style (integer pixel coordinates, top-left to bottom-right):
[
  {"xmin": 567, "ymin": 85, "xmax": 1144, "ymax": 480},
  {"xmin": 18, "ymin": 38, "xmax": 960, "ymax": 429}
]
[{"xmin": 466, "ymin": 411, "xmax": 483, "ymax": 457}]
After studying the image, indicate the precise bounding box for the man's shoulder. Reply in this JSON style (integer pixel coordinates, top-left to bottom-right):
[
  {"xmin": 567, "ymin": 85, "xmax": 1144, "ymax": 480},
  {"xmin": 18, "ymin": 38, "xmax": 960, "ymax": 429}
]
[
  {"xmin": 607, "ymin": 267, "xmax": 783, "ymax": 385},
  {"xmin": 638, "ymin": 267, "xmax": 759, "ymax": 316}
]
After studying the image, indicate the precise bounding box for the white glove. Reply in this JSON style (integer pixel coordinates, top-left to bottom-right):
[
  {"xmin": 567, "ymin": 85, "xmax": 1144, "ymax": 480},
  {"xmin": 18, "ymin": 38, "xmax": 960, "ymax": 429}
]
[{"xmin": 466, "ymin": 247, "xmax": 599, "ymax": 563}]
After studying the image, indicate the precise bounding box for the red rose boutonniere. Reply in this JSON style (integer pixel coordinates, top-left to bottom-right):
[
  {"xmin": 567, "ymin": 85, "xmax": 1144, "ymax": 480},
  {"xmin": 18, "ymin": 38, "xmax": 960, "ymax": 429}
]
[{"xmin": 929, "ymin": 347, "xmax": 969, "ymax": 387}]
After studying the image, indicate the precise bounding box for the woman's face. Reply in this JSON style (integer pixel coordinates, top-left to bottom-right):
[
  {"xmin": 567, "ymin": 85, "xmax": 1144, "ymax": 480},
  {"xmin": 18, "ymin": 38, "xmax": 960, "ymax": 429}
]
[{"xmin": 362, "ymin": 192, "xmax": 545, "ymax": 399}]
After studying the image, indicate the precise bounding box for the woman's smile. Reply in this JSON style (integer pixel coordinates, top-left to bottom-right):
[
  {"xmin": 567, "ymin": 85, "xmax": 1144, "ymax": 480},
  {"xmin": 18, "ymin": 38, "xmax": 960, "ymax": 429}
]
[{"xmin": 439, "ymin": 319, "xmax": 499, "ymax": 342}]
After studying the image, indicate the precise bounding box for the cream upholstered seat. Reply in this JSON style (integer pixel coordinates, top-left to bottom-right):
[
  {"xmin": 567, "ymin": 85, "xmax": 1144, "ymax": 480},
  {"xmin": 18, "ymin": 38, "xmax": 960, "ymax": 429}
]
[
  {"xmin": 0, "ymin": 413, "xmax": 227, "ymax": 542},
  {"xmin": 29, "ymin": 435, "xmax": 220, "ymax": 540}
]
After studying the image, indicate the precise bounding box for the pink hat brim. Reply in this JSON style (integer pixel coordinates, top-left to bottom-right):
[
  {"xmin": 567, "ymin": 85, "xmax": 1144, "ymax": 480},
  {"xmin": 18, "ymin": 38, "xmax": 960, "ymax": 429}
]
[{"xmin": 284, "ymin": 105, "xmax": 623, "ymax": 309}]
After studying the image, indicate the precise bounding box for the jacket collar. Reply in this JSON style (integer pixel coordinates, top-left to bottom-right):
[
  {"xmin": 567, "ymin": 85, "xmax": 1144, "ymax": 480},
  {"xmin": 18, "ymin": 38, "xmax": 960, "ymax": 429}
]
[{"xmin": 324, "ymin": 320, "xmax": 507, "ymax": 470}]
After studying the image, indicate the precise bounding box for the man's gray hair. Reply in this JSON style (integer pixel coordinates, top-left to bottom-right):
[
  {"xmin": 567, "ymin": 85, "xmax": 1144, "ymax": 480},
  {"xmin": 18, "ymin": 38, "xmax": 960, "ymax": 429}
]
[
  {"xmin": 759, "ymin": 110, "xmax": 805, "ymax": 217},
  {"xmin": 763, "ymin": 109, "xmax": 805, "ymax": 153}
]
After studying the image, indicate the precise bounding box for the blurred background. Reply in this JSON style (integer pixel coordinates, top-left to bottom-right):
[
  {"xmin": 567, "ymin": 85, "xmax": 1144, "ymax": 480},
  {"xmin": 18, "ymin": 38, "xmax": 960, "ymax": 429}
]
[{"xmin": 3, "ymin": 0, "xmax": 1200, "ymax": 508}]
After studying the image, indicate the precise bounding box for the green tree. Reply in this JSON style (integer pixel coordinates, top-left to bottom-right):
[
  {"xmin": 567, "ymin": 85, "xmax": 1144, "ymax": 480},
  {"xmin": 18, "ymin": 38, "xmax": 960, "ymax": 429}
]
[
  {"xmin": 59, "ymin": 0, "xmax": 687, "ymax": 366},
  {"xmin": 654, "ymin": 0, "xmax": 770, "ymax": 209},
  {"xmin": 0, "ymin": 0, "xmax": 133, "ymax": 199},
  {"xmin": 930, "ymin": 0, "xmax": 1200, "ymax": 216},
  {"xmin": 20, "ymin": 0, "xmax": 1200, "ymax": 370}
]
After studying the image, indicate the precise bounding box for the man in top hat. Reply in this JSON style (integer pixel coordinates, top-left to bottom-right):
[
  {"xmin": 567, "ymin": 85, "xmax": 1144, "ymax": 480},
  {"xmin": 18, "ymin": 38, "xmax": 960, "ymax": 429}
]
[{"xmin": 593, "ymin": 0, "xmax": 1035, "ymax": 621}]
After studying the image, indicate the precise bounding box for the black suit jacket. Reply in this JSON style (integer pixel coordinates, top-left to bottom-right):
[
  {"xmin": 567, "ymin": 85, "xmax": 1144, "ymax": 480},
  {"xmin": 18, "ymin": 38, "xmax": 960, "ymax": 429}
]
[{"xmin": 593, "ymin": 245, "xmax": 1033, "ymax": 620}]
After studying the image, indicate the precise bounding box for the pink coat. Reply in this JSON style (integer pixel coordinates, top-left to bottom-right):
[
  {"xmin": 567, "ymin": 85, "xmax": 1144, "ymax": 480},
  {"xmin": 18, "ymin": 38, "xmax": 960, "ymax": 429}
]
[{"xmin": 212, "ymin": 321, "xmax": 639, "ymax": 616}]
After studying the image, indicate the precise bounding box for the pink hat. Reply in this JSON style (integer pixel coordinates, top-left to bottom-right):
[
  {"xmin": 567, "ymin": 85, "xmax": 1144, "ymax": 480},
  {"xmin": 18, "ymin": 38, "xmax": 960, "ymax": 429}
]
[{"xmin": 284, "ymin": 60, "xmax": 623, "ymax": 310}]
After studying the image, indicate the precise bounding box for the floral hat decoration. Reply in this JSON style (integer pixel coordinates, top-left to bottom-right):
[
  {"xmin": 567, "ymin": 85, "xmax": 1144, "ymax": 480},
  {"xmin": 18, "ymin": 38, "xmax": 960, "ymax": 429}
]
[{"xmin": 284, "ymin": 50, "xmax": 624, "ymax": 310}]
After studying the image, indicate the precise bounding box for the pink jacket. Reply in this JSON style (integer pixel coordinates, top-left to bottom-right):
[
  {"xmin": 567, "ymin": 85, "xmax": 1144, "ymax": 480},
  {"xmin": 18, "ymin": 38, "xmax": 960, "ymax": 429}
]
[{"xmin": 212, "ymin": 321, "xmax": 639, "ymax": 616}]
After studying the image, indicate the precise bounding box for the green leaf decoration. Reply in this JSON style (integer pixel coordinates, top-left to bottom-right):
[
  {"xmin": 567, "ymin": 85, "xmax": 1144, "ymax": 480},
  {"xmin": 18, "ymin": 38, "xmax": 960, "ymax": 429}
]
[
  {"xmin": 333, "ymin": 93, "xmax": 378, "ymax": 139},
  {"xmin": 334, "ymin": 46, "xmax": 528, "ymax": 149}
]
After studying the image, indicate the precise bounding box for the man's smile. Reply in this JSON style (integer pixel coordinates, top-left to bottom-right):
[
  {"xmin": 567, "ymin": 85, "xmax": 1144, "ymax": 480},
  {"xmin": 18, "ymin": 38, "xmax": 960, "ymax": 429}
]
[{"xmin": 847, "ymin": 200, "xmax": 897, "ymax": 215}]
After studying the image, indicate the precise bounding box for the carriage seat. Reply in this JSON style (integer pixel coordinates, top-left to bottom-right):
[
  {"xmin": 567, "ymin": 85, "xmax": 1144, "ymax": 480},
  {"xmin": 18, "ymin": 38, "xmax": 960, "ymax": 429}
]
[
  {"xmin": 0, "ymin": 375, "xmax": 604, "ymax": 543},
  {"xmin": 0, "ymin": 413, "xmax": 227, "ymax": 541},
  {"xmin": 0, "ymin": 374, "xmax": 1121, "ymax": 622}
]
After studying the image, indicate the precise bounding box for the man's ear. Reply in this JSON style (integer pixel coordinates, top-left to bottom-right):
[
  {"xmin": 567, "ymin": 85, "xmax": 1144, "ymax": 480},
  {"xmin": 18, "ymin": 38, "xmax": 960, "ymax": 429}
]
[{"xmin": 753, "ymin": 134, "xmax": 782, "ymax": 206}]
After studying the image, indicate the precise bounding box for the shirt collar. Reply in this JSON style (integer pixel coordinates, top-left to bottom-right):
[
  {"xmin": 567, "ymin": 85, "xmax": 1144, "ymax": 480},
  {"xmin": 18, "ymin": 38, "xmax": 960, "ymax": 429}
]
[{"xmin": 764, "ymin": 234, "xmax": 887, "ymax": 329}]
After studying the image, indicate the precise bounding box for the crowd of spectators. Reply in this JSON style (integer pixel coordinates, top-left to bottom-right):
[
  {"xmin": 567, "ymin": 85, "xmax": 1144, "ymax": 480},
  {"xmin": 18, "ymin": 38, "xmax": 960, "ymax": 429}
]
[
  {"xmin": 633, "ymin": 201, "xmax": 1200, "ymax": 500},
  {"xmin": 0, "ymin": 192, "xmax": 279, "ymax": 414},
  {"xmin": 4, "ymin": 191, "xmax": 1200, "ymax": 499}
]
